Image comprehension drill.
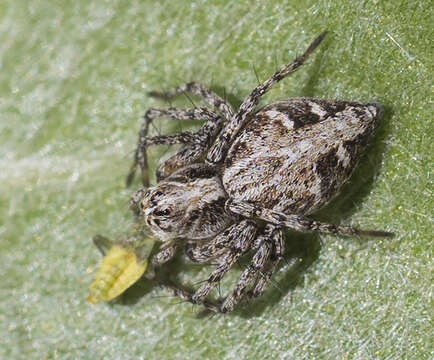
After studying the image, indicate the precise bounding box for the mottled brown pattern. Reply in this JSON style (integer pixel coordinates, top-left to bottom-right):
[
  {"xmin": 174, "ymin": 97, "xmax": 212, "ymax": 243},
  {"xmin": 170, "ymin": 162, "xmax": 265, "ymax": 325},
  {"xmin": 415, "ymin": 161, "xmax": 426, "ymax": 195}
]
[{"xmin": 223, "ymin": 99, "xmax": 377, "ymax": 215}]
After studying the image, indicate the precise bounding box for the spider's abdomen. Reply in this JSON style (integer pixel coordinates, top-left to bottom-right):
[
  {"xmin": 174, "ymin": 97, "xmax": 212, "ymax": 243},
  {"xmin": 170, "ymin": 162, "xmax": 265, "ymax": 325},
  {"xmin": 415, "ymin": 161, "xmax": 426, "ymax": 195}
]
[{"xmin": 222, "ymin": 98, "xmax": 381, "ymax": 215}]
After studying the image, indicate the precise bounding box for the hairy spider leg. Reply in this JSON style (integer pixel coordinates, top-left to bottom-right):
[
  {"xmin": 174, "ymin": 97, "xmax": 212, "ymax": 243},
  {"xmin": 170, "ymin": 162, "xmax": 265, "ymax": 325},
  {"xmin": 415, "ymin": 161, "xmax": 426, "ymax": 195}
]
[
  {"xmin": 155, "ymin": 224, "xmax": 285, "ymax": 313},
  {"xmin": 127, "ymin": 107, "xmax": 222, "ymax": 187},
  {"xmin": 227, "ymin": 199, "xmax": 394, "ymax": 238},
  {"xmin": 149, "ymin": 81, "xmax": 234, "ymax": 120},
  {"xmin": 191, "ymin": 220, "xmax": 257, "ymax": 305},
  {"xmin": 184, "ymin": 227, "xmax": 238, "ymax": 263},
  {"xmin": 206, "ymin": 31, "xmax": 328, "ymax": 164},
  {"xmin": 157, "ymin": 280, "xmax": 222, "ymax": 314},
  {"xmin": 155, "ymin": 114, "xmax": 225, "ymax": 181},
  {"xmin": 249, "ymin": 233, "xmax": 286, "ymax": 299},
  {"xmin": 220, "ymin": 224, "xmax": 283, "ymax": 312}
]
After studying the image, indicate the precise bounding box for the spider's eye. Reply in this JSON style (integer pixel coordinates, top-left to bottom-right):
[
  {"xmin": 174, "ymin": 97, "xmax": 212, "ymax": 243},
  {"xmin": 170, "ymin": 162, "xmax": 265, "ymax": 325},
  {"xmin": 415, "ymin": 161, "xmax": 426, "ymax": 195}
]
[
  {"xmin": 149, "ymin": 190, "xmax": 165, "ymax": 206},
  {"xmin": 154, "ymin": 208, "xmax": 171, "ymax": 217}
]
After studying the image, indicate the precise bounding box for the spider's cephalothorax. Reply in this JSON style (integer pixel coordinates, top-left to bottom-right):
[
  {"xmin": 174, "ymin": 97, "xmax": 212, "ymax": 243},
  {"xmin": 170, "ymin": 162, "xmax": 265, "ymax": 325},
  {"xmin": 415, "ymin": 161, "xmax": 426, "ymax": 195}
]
[
  {"xmin": 131, "ymin": 164, "xmax": 232, "ymax": 242},
  {"xmin": 96, "ymin": 32, "xmax": 393, "ymax": 313}
]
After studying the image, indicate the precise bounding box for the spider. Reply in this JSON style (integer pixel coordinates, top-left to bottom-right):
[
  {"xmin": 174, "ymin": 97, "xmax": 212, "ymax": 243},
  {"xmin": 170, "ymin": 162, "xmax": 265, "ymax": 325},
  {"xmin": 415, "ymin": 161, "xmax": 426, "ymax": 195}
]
[{"xmin": 116, "ymin": 31, "xmax": 392, "ymax": 313}]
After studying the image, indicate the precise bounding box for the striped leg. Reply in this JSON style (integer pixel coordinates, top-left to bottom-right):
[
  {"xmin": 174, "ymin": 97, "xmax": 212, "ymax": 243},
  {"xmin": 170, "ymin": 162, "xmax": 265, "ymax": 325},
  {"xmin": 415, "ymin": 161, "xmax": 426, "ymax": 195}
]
[
  {"xmin": 220, "ymin": 225, "xmax": 283, "ymax": 313},
  {"xmin": 149, "ymin": 81, "xmax": 234, "ymax": 120},
  {"xmin": 127, "ymin": 107, "xmax": 221, "ymax": 187},
  {"xmin": 155, "ymin": 115, "xmax": 225, "ymax": 180},
  {"xmin": 227, "ymin": 199, "xmax": 393, "ymax": 238},
  {"xmin": 185, "ymin": 238, "xmax": 231, "ymax": 264},
  {"xmin": 157, "ymin": 280, "xmax": 222, "ymax": 314},
  {"xmin": 249, "ymin": 229, "xmax": 285, "ymax": 299},
  {"xmin": 191, "ymin": 220, "xmax": 257, "ymax": 304},
  {"xmin": 207, "ymin": 31, "xmax": 328, "ymax": 164}
]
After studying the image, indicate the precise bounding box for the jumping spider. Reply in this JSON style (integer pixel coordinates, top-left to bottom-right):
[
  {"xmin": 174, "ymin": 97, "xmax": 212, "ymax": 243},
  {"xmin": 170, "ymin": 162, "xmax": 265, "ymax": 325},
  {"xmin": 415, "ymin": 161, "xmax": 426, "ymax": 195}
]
[{"xmin": 94, "ymin": 31, "xmax": 393, "ymax": 313}]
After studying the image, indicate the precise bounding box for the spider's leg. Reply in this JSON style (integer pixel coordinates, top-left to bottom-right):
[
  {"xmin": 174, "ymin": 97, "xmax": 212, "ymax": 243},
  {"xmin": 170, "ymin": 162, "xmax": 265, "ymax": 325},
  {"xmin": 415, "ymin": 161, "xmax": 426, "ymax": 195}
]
[
  {"xmin": 157, "ymin": 280, "xmax": 222, "ymax": 313},
  {"xmin": 207, "ymin": 31, "xmax": 328, "ymax": 164},
  {"xmin": 249, "ymin": 228, "xmax": 285, "ymax": 299},
  {"xmin": 147, "ymin": 229, "xmax": 239, "ymax": 314},
  {"xmin": 149, "ymin": 81, "xmax": 234, "ymax": 121},
  {"xmin": 249, "ymin": 257, "xmax": 280, "ymax": 299},
  {"xmin": 156, "ymin": 115, "xmax": 225, "ymax": 180},
  {"xmin": 127, "ymin": 107, "xmax": 220, "ymax": 187},
  {"xmin": 227, "ymin": 199, "xmax": 393, "ymax": 238},
  {"xmin": 220, "ymin": 224, "xmax": 283, "ymax": 313},
  {"xmin": 191, "ymin": 220, "xmax": 257, "ymax": 305},
  {"xmin": 183, "ymin": 220, "xmax": 238, "ymax": 264},
  {"xmin": 155, "ymin": 145, "xmax": 203, "ymax": 182},
  {"xmin": 151, "ymin": 244, "xmax": 224, "ymax": 313}
]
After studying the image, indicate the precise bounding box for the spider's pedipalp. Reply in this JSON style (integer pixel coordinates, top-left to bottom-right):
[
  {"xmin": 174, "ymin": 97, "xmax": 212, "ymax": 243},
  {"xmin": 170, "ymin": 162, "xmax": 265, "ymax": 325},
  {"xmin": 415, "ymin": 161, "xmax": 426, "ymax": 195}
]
[{"xmin": 152, "ymin": 240, "xmax": 178, "ymax": 267}]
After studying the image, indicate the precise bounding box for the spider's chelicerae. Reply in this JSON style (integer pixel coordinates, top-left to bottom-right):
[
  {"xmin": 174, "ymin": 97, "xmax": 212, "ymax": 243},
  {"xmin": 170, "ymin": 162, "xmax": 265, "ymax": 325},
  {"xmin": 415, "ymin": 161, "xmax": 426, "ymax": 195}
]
[{"xmin": 122, "ymin": 31, "xmax": 392, "ymax": 313}]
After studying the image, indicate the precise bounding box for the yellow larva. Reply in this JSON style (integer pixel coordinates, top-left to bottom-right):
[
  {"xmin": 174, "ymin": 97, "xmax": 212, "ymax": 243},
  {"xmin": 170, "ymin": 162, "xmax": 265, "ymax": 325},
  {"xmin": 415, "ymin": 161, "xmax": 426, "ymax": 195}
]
[{"xmin": 88, "ymin": 246, "xmax": 146, "ymax": 304}]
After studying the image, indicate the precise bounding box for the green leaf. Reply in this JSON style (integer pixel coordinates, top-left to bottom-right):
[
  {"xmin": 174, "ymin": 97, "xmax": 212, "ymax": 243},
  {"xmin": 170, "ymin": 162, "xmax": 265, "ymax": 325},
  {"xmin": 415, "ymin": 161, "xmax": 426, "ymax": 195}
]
[{"xmin": 1, "ymin": 1, "xmax": 431, "ymax": 359}]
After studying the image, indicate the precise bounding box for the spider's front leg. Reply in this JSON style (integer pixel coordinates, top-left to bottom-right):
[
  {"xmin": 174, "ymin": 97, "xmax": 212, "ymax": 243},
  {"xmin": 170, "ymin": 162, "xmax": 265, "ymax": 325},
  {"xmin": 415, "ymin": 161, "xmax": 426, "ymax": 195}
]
[
  {"xmin": 206, "ymin": 31, "xmax": 328, "ymax": 164},
  {"xmin": 149, "ymin": 223, "xmax": 284, "ymax": 314},
  {"xmin": 127, "ymin": 107, "xmax": 222, "ymax": 187},
  {"xmin": 220, "ymin": 224, "xmax": 284, "ymax": 313},
  {"xmin": 150, "ymin": 241, "xmax": 225, "ymax": 313},
  {"xmin": 184, "ymin": 224, "xmax": 242, "ymax": 264},
  {"xmin": 185, "ymin": 240, "xmax": 229, "ymax": 264}
]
